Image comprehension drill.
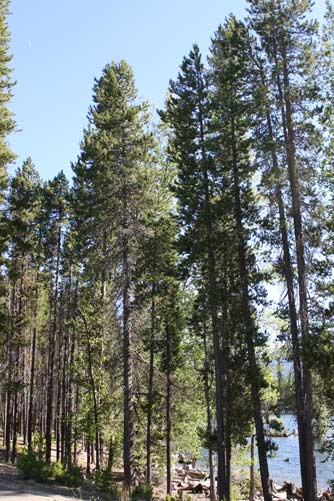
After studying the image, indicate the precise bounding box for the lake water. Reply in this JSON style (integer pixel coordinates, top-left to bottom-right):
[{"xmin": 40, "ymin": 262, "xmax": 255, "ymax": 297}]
[
  {"xmin": 199, "ymin": 414, "xmax": 334, "ymax": 490},
  {"xmin": 267, "ymin": 414, "xmax": 334, "ymax": 490}
]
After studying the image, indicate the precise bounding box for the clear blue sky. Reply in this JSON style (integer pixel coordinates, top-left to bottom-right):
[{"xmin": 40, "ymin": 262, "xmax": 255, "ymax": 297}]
[{"xmin": 7, "ymin": 0, "xmax": 325, "ymax": 181}]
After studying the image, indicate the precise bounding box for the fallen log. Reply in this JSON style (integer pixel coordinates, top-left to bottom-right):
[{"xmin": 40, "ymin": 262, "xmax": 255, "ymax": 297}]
[
  {"xmin": 186, "ymin": 469, "xmax": 207, "ymax": 480},
  {"xmin": 318, "ymin": 491, "xmax": 333, "ymax": 501},
  {"xmin": 272, "ymin": 492, "xmax": 289, "ymax": 500},
  {"xmin": 268, "ymin": 479, "xmax": 304, "ymax": 501},
  {"xmin": 285, "ymin": 482, "xmax": 303, "ymax": 500}
]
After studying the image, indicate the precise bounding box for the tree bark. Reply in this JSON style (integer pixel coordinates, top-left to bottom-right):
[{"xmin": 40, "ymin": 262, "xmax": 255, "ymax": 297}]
[
  {"xmin": 11, "ymin": 385, "xmax": 18, "ymax": 463},
  {"xmin": 27, "ymin": 280, "xmax": 38, "ymax": 449},
  {"xmin": 122, "ymin": 186, "xmax": 135, "ymax": 487},
  {"xmin": 45, "ymin": 226, "xmax": 61, "ymax": 462},
  {"xmin": 81, "ymin": 313, "xmax": 100, "ymax": 471},
  {"xmin": 203, "ymin": 329, "xmax": 215, "ymax": 501},
  {"xmin": 146, "ymin": 278, "xmax": 156, "ymax": 484},
  {"xmin": 6, "ymin": 282, "xmax": 16, "ymax": 462},
  {"xmin": 250, "ymin": 433, "xmax": 255, "ymax": 501},
  {"xmin": 166, "ymin": 324, "xmax": 172, "ymax": 496}
]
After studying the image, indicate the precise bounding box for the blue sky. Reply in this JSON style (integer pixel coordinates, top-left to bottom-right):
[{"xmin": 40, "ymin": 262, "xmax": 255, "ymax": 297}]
[{"xmin": 7, "ymin": 0, "xmax": 325, "ymax": 181}]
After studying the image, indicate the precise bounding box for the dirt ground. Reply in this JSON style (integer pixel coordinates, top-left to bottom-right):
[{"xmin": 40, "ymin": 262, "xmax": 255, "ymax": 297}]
[{"xmin": 0, "ymin": 462, "xmax": 92, "ymax": 500}]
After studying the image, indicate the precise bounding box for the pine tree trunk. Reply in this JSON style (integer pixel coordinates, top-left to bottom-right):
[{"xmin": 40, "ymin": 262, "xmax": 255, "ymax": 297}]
[
  {"xmin": 279, "ymin": 32, "xmax": 317, "ymax": 500},
  {"xmin": 203, "ymin": 330, "xmax": 215, "ymax": 501},
  {"xmin": 268, "ymin": 26, "xmax": 317, "ymax": 500},
  {"xmin": 225, "ymin": 411, "xmax": 232, "ymax": 499},
  {"xmin": 60, "ymin": 360, "xmax": 66, "ymax": 465},
  {"xmin": 6, "ymin": 283, "xmax": 16, "ymax": 462},
  {"xmin": 86, "ymin": 436, "xmax": 91, "ymax": 474},
  {"xmin": 250, "ymin": 433, "xmax": 255, "ymax": 501},
  {"xmin": 146, "ymin": 279, "xmax": 156, "ymax": 484},
  {"xmin": 11, "ymin": 385, "xmax": 18, "ymax": 463},
  {"xmin": 12, "ymin": 262, "xmax": 26, "ymax": 463},
  {"xmin": 66, "ymin": 329, "xmax": 75, "ymax": 468},
  {"xmin": 66, "ymin": 275, "xmax": 77, "ymax": 468},
  {"xmin": 56, "ymin": 362, "xmax": 61, "ymax": 463},
  {"xmin": 122, "ymin": 188, "xmax": 135, "ymax": 487},
  {"xmin": 107, "ymin": 437, "xmax": 114, "ymax": 473},
  {"xmin": 27, "ymin": 282, "xmax": 38, "ymax": 449},
  {"xmin": 82, "ymin": 313, "xmax": 100, "ymax": 471},
  {"xmin": 5, "ymin": 386, "xmax": 11, "ymax": 462},
  {"xmin": 260, "ymin": 68, "xmax": 308, "ymax": 498},
  {"xmin": 221, "ymin": 271, "xmax": 231, "ymax": 498},
  {"xmin": 230, "ymin": 114, "xmax": 272, "ymax": 501},
  {"xmin": 198, "ymin": 92, "xmax": 227, "ymax": 501},
  {"xmin": 46, "ymin": 227, "xmax": 61, "ymax": 462},
  {"xmin": 166, "ymin": 324, "xmax": 172, "ymax": 496}
]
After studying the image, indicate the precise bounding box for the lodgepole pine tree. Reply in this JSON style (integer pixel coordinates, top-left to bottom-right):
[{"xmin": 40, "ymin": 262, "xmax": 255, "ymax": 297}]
[
  {"xmin": 135, "ymin": 161, "xmax": 175, "ymax": 485},
  {"xmin": 247, "ymin": 1, "xmax": 321, "ymax": 498},
  {"xmin": 160, "ymin": 45, "xmax": 229, "ymax": 500},
  {"xmin": 40, "ymin": 172, "xmax": 69, "ymax": 462},
  {"xmin": 155, "ymin": 231, "xmax": 184, "ymax": 496},
  {"xmin": 210, "ymin": 17, "xmax": 272, "ymax": 501},
  {"xmin": 0, "ymin": 1, "xmax": 16, "ymax": 454},
  {"xmin": 4, "ymin": 158, "xmax": 42, "ymax": 461},
  {"xmin": 73, "ymin": 60, "xmax": 156, "ymax": 486}
]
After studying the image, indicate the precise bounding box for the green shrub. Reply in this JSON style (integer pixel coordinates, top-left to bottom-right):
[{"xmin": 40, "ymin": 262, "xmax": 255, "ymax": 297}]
[
  {"xmin": 131, "ymin": 484, "xmax": 152, "ymax": 500},
  {"xmin": 17, "ymin": 449, "xmax": 83, "ymax": 488},
  {"xmin": 53, "ymin": 460, "xmax": 65, "ymax": 480},
  {"xmin": 93, "ymin": 471, "xmax": 128, "ymax": 500},
  {"xmin": 94, "ymin": 469, "xmax": 113, "ymax": 490},
  {"xmin": 17, "ymin": 447, "xmax": 53, "ymax": 483},
  {"xmin": 55, "ymin": 464, "xmax": 83, "ymax": 487},
  {"xmin": 106, "ymin": 484, "xmax": 123, "ymax": 500}
]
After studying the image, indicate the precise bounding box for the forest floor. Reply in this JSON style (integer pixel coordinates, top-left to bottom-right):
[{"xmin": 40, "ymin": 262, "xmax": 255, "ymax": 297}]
[
  {"xmin": 0, "ymin": 459, "xmax": 210, "ymax": 500},
  {"xmin": 0, "ymin": 461, "xmax": 92, "ymax": 500}
]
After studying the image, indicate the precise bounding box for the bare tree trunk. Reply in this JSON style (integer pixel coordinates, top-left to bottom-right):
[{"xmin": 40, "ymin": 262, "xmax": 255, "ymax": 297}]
[
  {"xmin": 46, "ymin": 227, "xmax": 61, "ymax": 462},
  {"xmin": 225, "ymin": 414, "xmax": 232, "ymax": 499},
  {"xmin": 221, "ymin": 269, "xmax": 231, "ymax": 498},
  {"xmin": 27, "ymin": 281, "xmax": 38, "ymax": 449},
  {"xmin": 166, "ymin": 324, "xmax": 172, "ymax": 496},
  {"xmin": 11, "ymin": 382, "xmax": 18, "ymax": 463},
  {"xmin": 107, "ymin": 437, "xmax": 114, "ymax": 473},
  {"xmin": 5, "ymin": 388, "xmax": 12, "ymax": 462},
  {"xmin": 146, "ymin": 278, "xmax": 156, "ymax": 484},
  {"xmin": 6, "ymin": 282, "xmax": 16, "ymax": 462},
  {"xmin": 86, "ymin": 435, "xmax": 91, "ymax": 475},
  {"xmin": 73, "ymin": 385, "xmax": 79, "ymax": 466},
  {"xmin": 66, "ymin": 273, "xmax": 77, "ymax": 468},
  {"xmin": 122, "ymin": 187, "xmax": 135, "ymax": 487},
  {"xmin": 250, "ymin": 433, "xmax": 255, "ymax": 501},
  {"xmin": 203, "ymin": 329, "xmax": 215, "ymax": 501},
  {"xmin": 81, "ymin": 313, "xmax": 100, "ymax": 471},
  {"xmin": 56, "ymin": 357, "xmax": 62, "ymax": 463}
]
